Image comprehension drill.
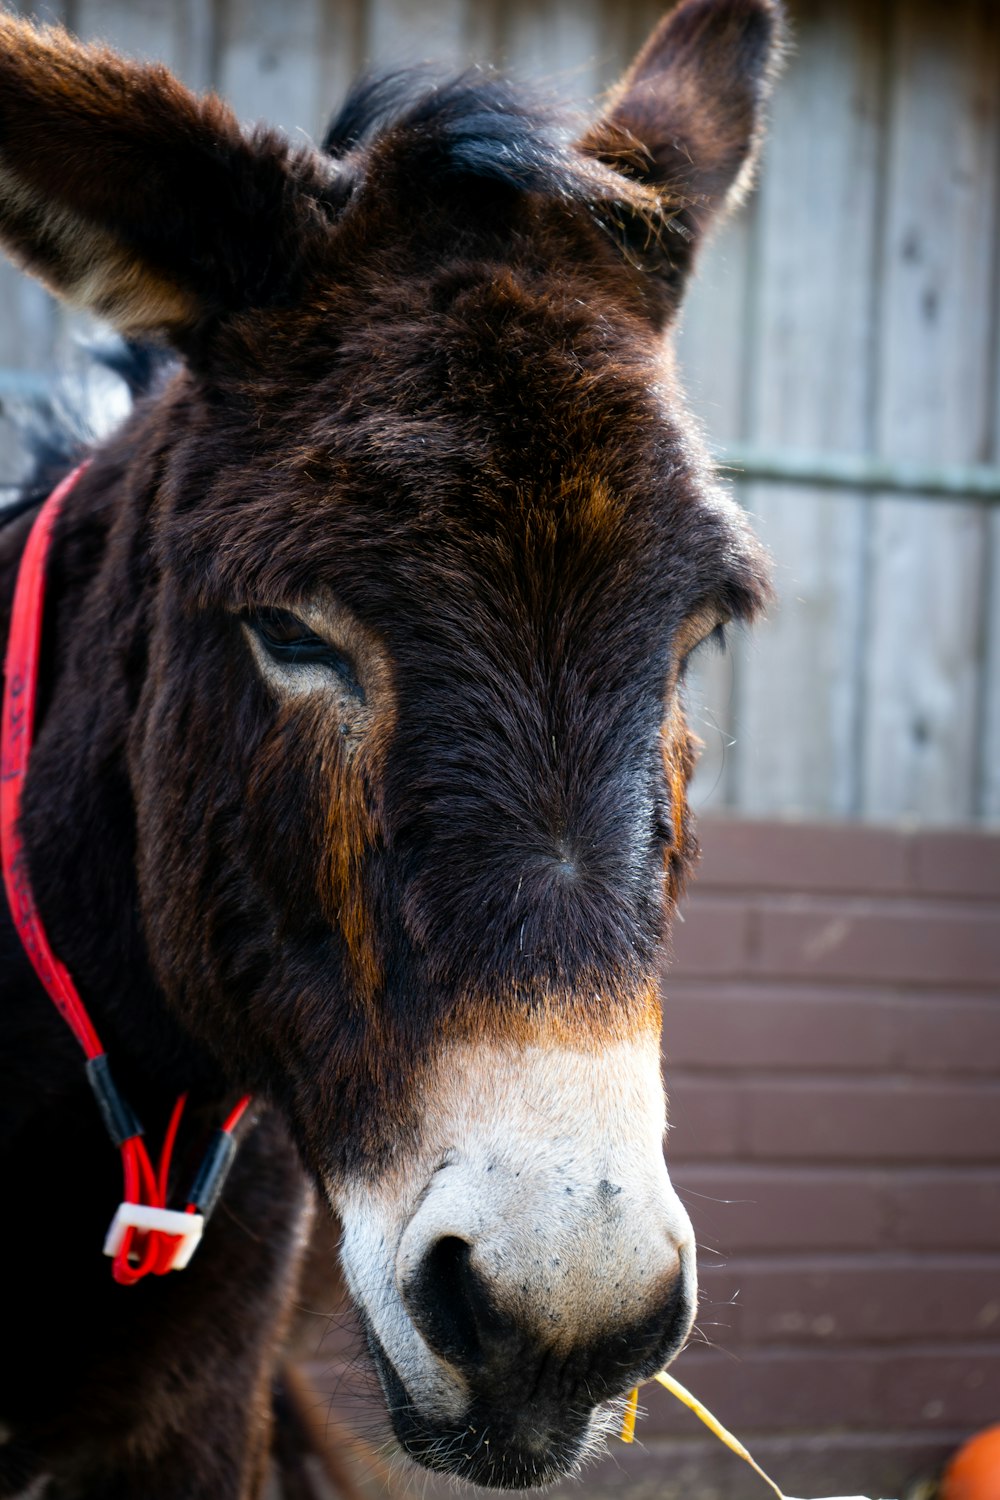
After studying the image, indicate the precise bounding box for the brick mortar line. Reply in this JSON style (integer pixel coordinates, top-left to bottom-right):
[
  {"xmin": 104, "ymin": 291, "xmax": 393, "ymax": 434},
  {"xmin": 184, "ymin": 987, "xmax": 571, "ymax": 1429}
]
[
  {"xmin": 673, "ymin": 1165, "xmax": 1000, "ymax": 1182},
  {"xmin": 633, "ymin": 1427, "xmax": 973, "ymax": 1448},
  {"xmin": 673, "ymin": 1158, "xmax": 1000, "ymax": 1171},
  {"xmin": 667, "ymin": 1070, "xmax": 1000, "ymax": 1083},
  {"xmin": 669, "ymin": 1339, "xmax": 1000, "ymax": 1360},
  {"xmin": 667, "ymin": 1068, "xmax": 1000, "ymax": 1088},
  {"xmin": 690, "ymin": 880, "xmax": 1000, "ymax": 903},
  {"xmin": 698, "ymin": 1251, "xmax": 1000, "ymax": 1269},
  {"xmin": 662, "ymin": 980, "xmax": 1000, "ymax": 999},
  {"xmin": 681, "ymin": 890, "xmax": 1000, "ymax": 917}
]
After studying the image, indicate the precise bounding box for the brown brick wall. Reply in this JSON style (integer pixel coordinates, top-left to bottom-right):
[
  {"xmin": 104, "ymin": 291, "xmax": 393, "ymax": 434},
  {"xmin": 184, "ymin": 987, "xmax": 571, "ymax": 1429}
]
[{"xmin": 641, "ymin": 818, "xmax": 1000, "ymax": 1499}]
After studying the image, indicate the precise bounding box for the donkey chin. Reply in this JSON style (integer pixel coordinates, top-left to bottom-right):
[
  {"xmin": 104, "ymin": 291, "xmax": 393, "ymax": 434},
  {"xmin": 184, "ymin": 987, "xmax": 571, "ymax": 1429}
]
[{"xmin": 333, "ymin": 1033, "xmax": 696, "ymax": 1489}]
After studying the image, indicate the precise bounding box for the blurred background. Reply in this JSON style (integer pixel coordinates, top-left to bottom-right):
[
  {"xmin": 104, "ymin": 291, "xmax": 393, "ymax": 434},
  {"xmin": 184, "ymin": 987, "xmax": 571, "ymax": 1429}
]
[{"xmin": 1, "ymin": 0, "xmax": 997, "ymax": 1497}]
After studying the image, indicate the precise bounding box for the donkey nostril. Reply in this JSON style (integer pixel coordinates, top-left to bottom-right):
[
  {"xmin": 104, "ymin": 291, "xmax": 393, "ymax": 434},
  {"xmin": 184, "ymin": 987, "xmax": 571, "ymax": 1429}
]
[{"xmin": 402, "ymin": 1236, "xmax": 509, "ymax": 1372}]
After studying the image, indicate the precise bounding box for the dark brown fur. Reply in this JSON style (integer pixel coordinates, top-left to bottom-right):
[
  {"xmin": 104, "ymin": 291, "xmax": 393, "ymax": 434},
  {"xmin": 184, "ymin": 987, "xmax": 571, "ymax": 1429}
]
[{"xmin": 0, "ymin": 3, "xmax": 779, "ymax": 1494}]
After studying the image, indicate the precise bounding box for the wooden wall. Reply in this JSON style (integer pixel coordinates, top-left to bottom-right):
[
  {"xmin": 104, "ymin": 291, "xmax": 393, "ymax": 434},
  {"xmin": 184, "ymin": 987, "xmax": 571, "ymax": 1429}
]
[
  {"xmin": 678, "ymin": 0, "xmax": 1000, "ymax": 831},
  {"xmin": 0, "ymin": 0, "xmax": 998, "ymax": 828}
]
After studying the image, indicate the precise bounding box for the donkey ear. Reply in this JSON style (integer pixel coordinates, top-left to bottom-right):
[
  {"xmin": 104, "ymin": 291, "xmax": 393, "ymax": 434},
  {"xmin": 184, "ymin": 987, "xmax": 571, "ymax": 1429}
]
[
  {"xmin": 0, "ymin": 14, "xmax": 338, "ymax": 348},
  {"xmin": 584, "ymin": 0, "xmax": 784, "ymax": 316}
]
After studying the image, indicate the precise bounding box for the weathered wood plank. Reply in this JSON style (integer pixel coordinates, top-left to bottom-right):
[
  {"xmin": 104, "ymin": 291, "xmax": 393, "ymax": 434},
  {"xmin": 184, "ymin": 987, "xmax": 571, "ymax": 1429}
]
[
  {"xmin": 676, "ymin": 223, "xmax": 754, "ymax": 456},
  {"xmin": 984, "ymin": 374, "xmax": 1000, "ymax": 821},
  {"xmin": 217, "ymin": 0, "xmax": 350, "ymax": 141},
  {"xmin": 861, "ymin": 0, "xmax": 1000, "ymax": 823},
  {"xmin": 981, "ymin": 95, "xmax": 1000, "ymax": 820},
  {"xmin": 364, "ymin": 0, "xmax": 470, "ymax": 71},
  {"xmin": 178, "ymin": 0, "xmax": 215, "ymax": 93},
  {"xmin": 72, "ymin": 0, "xmax": 185, "ymax": 67},
  {"xmin": 0, "ymin": 0, "xmax": 67, "ymax": 367},
  {"xmin": 676, "ymin": 211, "xmax": 756, "ymax": 814},
  {"xmin": 499, "ymin": 0, "xmax": 607, "ymax": 106},
  {"xmin": 654, "ymin": 0, "xmax": 757, "ymax": 816},
  {"xmin": 0, "ymin": 0, "xmax": 66, "ymax": 482},
  {"xmin": 4, "ymin": 0, "xmax": 997, "ymax": 829},
  {"xmin": 732, "ymin": 0, "xmax": 885, "ymax": 818},
  {"xmin": 63, "ymin": 0, "xmax": 196, "ymax": 368},
  {"xmin": 671, "ymin": 191, "xmax": 757, "ymax": 815}
]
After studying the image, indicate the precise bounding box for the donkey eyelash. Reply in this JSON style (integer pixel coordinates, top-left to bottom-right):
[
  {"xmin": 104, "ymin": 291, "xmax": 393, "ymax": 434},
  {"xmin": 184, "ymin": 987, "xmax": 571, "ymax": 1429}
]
[
  {"xmin": 706, "ymin": 621, "xmax": 729, "ymax": 655},
  {"xmin": 679, "ymin": 620, "xmax": 729, "ymax": 679},
  {"xmin": 247, "ymin": 608, "xmax": 365, "ymax": 699}
]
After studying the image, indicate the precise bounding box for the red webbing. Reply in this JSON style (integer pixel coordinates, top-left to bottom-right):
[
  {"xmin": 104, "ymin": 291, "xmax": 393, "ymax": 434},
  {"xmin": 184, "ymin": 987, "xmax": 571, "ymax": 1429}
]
[
  {"xmin": 0, "ymin": 466, "xmax": 249, "ymax": 1282},
  {"xmin": 1, "ymin": 466, "xmax": 103, "ymax": 1058}
]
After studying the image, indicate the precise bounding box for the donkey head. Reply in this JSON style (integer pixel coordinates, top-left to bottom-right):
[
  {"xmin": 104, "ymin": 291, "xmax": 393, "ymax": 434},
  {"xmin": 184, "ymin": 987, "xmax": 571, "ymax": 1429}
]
[{"xmin": 0, "ymin": 0, "xmax": 778, "ymax": 1485}]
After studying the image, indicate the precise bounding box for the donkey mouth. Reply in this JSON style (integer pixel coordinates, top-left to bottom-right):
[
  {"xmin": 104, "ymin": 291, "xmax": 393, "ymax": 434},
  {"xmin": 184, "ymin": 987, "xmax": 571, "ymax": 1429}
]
[{"xmin": 363, "ymin": 1319, "xmax": 601, "ymax": 1489}]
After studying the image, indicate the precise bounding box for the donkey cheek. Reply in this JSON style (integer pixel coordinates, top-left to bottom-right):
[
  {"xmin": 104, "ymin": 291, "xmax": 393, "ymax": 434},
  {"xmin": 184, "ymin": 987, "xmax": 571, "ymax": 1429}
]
[{"xmin": 312, "ymin": 731, "xmax": 381, "ymax": 1001}]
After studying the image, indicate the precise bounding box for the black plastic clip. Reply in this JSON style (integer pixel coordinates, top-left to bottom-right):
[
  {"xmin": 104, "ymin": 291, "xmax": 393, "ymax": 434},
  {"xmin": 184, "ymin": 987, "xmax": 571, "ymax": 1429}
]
[
  {"xmin": 85, "ymin": 1054, "xmax": 144, "ymax": 1146},
  {"xmin": 186, "ymin": 1130, "xmax": 239, "ymax": 1221}
]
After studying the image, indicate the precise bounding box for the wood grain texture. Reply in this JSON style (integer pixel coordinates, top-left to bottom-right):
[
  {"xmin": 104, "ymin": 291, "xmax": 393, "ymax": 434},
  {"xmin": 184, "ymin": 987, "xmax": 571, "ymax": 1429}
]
[
  {"xmin": 0, "ymin": 0, "xmax": 998, "ymax": 826},
  {"xmin": 981, "ymin": 162, "xmax": 1000, "ymax": 820},
  {"xmin": 733, "ymin": 3, "xmax": 884, "ymax": 818},
  {"xmin": 677, "ymin": 210, "xmax": 754, "ymax": 814},
  {"xmin": 499, "ymin": 0, "xmax": 608, "ymax": 106},
  {"xmin": 0, "ymin": 0, "xmax": 65, "ymax": 469},
  {"xmin": 861, "ymin": 0, "xmax": 1000, "ymax": 823},
  {"xmin": 217, "ymin": 0, "xmax": 343, "ymax": 139},
  {"xmin": 363, "ymin": 0, "xmax": 470, "ymax": 71}
]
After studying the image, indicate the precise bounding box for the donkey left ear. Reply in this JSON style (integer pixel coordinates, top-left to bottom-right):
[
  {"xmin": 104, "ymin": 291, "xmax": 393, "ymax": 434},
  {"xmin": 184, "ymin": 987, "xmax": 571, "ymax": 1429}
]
[
  {"xmin": 0, "ymin": 13, "xmax": 341, "ymax": 352},
  {"xmin": 583, "ymin": 0, "xmax": 784, "ymax": 317}
]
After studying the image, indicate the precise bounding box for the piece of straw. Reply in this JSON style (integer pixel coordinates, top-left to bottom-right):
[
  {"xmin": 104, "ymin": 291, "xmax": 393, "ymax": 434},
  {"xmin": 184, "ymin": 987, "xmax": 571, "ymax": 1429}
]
[
  {"xmin": 619, "ymin": 1386, "xmax": 639, "ymax": 1443},
  {"xmin": 651, "ymin": 1371, "xmax": 785, "ymax": 1499},
  {"xmin": 622, "ymin": 1370, "xmax": 884, "ymax": 1500}
]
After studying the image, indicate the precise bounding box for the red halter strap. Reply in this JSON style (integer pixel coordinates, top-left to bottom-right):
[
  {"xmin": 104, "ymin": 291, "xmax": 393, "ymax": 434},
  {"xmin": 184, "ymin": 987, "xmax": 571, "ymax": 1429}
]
[{"xmin": 1, "ymin": 464, "xmax": 251, "ymax": 1284}]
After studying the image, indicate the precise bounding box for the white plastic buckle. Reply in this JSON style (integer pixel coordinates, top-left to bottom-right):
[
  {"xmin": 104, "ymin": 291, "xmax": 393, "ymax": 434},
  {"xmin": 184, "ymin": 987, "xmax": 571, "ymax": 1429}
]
[{"xmin": 103, "ymin": 1202, "xmax": 205, "ymax": 1271}]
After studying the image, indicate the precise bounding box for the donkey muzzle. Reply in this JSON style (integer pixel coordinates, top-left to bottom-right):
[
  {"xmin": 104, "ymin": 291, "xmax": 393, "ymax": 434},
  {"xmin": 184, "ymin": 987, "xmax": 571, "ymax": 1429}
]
[
  {"xmin": 336, "ymin": 1035, "xmax": 696, "ymax": 1487},
  {"xmin": 386, "ymin": 1227, "xmax": 693, "ymax": 1487}
]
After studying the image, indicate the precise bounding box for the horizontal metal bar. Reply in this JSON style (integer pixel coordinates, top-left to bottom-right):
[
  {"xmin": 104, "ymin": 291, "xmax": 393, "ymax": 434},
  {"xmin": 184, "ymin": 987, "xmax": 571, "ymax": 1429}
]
[{"xmin": 715, "ymin": 443, "xmax": 1000, "ymax": 502}]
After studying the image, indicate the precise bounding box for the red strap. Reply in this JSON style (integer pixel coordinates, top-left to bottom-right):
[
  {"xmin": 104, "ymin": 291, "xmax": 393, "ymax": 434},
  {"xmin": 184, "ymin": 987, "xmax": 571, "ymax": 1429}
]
[
  {"xmin": 1, "ymin": 465, "xmax": 250, "ymax": 1283},
  {"xmin": 1, "ymin": 465, "xmax": 104, "ymax": 1057}
]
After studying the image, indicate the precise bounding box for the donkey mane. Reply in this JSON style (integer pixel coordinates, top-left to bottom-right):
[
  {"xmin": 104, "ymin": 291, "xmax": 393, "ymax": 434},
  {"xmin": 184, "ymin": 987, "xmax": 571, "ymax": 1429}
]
[
  {"xmin": 322, "ymin": 66, "xmax": 660, "ymax": 218},
  {"xmin": 317, "ymin": 64, "xmax": 679, "ymax": 295}
]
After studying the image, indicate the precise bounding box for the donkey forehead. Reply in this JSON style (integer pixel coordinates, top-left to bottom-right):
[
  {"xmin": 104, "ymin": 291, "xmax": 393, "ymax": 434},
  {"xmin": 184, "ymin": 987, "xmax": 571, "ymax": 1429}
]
[
  {"xmin": 178, "ymin": 279, "xmax": 759, "ymax": 626},
  {"xmin": 324, "ymin": 273, "xmax": 673, "ymax": 500}
]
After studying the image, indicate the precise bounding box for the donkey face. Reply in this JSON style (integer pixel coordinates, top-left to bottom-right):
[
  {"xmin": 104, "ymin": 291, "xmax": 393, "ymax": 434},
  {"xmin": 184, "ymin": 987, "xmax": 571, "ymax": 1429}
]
[{"xmin": 0, "ymin": 0, "xmax": 778, "ymax": 1486}]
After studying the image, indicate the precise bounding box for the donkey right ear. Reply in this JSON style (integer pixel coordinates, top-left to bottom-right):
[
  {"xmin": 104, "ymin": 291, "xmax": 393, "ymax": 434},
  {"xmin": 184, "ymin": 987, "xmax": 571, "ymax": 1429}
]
[
  {"xmin": 583, "ymin": 0, "xmax": 784, "ymax": 319},
  {"xmin": 0, "ymin": 14, "xmax": 340, "ymax": 349}
]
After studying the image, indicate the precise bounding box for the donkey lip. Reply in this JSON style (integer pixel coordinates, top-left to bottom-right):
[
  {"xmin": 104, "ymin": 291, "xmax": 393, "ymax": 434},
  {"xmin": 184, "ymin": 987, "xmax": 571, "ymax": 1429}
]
[{"xmin": 362, "ymin": 1318, "xmax": 594, "ymax": 1489}]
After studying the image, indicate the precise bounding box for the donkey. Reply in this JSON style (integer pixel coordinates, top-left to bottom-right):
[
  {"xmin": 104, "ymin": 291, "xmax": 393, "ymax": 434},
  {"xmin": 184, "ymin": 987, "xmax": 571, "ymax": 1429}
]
[{"xmin": 0, "ymin": 1, "xmax": 779, "ymax": 1494}]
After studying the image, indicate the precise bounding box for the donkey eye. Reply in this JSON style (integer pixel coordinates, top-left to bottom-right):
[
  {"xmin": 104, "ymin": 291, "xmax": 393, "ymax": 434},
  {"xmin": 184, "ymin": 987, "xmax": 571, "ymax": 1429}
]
[{"xmin": 248, "ymin": 608, "xmax": 364, "ymax": 699}]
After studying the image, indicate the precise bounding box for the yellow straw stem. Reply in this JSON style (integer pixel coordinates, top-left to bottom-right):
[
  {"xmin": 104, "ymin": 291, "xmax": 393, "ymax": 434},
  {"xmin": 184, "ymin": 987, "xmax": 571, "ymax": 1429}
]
[
  {"xmin": 619, "ymin": 1387, "xmax": 639, "ymax": 1443},
  {"xmin": 652, "ymin": 1371, "xmax": 786, "ymax": 1500}
]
